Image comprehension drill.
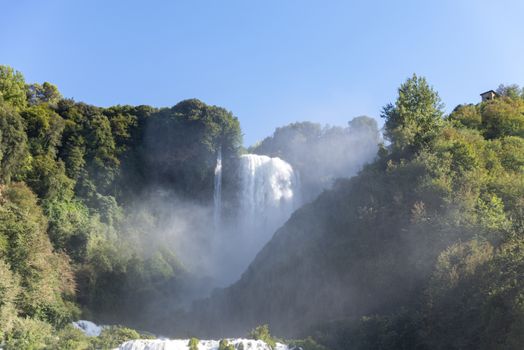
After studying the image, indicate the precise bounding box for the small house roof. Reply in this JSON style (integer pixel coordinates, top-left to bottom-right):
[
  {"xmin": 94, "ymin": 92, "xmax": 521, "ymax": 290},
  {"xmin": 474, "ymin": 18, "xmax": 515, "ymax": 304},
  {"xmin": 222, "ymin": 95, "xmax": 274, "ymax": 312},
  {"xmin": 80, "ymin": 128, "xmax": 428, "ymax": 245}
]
[{"xmin": 480, "ymin": 90, "xmax": 498, "ymax": 97}]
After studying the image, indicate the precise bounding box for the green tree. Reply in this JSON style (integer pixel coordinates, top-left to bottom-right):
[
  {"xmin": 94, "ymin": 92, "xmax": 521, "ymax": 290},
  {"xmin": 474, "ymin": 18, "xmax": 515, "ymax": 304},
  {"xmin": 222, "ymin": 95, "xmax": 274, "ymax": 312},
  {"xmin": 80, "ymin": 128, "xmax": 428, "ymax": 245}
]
[
  {"xmin": 84, "ymin": 114, "xmax": 119, "ymax": 194},
  {"xmin": 21, "ymin": 104, "xmax": 65, "ymax": 156},
  {"xmin": 0, "ymin": 259, "xmax": 21, "ymax": 339},
  {"xmin": 481, "ymin": 96, "xmax": 524, "ymax": 139},
  {"xmin": 54, "ymin": 325, "xmax": 91, "ymax": 350},
  {"xmin": 188, "ymin": 337, "xmax": 199, "ymax": 350},
  {"xmin": 448, "ymin": 104, "xmax": 482, "ymax": 129},
  {"xmin": 92, "ymin": 326, "xmax": 140, "ymax": 349},
  {"xmin": 0, "ymin": 183, "xmax": 77, "ymax": 326},
  {"xmin": 218, "ymin": 339, "xmax": 235, "ymax": 350},
  {"xmin": 382, "ymin": 74, "xmax": 444, "ymax": 155},
  {"xmin": 25, "ymin": 155, "xmax": 74, "ymax": 201},
  {"xmin": 26, "ymin": 82, "xmax": 62, "ymax": 106},
  {"xmin": 0, "ymin": 66, "xmax": 27, "ymax": 110},
  {"xmin": 4, "ymin": 317, "xmax": 55, "ymax": 350},
  {"xmin": 496, "ymin": 84, "xmax": 524, "ymax": 99},
  {"xmin": 249, "ymin": 324, "xmax": 277, "ymax": 348},
  {"xmin": 0, "ymin": 102, "xmax": 29, "ymax": 183},
  {"xmin": 144, "ymin": 99, "xmax": 241, "ymax": 199}
]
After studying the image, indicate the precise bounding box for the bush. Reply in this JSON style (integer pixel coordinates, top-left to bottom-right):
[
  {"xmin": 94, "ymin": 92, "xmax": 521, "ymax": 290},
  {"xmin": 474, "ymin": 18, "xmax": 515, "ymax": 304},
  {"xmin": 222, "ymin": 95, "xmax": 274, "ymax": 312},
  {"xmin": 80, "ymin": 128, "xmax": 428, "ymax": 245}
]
[
  {"xmin": 4, "ymin": 317, "xmax": 56, "ymax": 350},
  {"xmin": 288, "ymin": 337, "xmax": 329, "ymax": 350},
  {"xmin": 248, "ymin": 324, "xmax": 276, "ymax": 348},
  {"xmin": 218, "ymin": 339, "xmax": 235, "ymax": 350},
  {"xmin": 92, "ymin": 326, "xmax": 141, "ymax": 349},
  {"xmin": 188, "ymin": 337, "xmax": 199, "ymax": 350},
  {"xmin": 0, "ymin": 259, "xmax": 20, "ymax": 339},
  {"xmin": 55, "ymin": 325, "xmax": 91, "ymax": 350}
]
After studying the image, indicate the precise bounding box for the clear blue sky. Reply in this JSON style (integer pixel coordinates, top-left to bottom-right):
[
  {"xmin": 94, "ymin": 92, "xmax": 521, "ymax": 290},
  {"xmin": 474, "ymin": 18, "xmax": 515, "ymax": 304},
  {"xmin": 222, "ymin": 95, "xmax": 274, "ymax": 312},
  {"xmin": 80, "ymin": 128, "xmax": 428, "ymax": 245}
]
[{"xmin": 2, "ymin": 0, "xmax": 524, "ymax": 146}]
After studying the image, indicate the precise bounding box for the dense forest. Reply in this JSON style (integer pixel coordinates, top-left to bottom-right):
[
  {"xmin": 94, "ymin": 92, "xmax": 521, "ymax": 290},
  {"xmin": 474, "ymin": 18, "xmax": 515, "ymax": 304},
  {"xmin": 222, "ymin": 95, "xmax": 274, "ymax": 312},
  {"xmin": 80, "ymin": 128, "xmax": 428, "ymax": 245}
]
[
  {"xmin": 0, "ymin": 65, "xmax": 523, "ymax": 349},
  {"xmin": 0, "ymin": 65, "xmax": 243, "ymax": 348}
]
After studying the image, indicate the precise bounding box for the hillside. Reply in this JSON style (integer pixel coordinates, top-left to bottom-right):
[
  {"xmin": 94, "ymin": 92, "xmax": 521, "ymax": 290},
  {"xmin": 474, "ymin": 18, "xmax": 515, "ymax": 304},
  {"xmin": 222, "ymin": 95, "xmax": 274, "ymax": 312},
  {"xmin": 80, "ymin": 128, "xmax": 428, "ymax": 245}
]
[
  {"xmin": 189, "ymin": 77, "xmax": 524, "ymax": 349},
  {"xmin": 0, "ymin": 65, "xmax": 523, "ymax": 349}
]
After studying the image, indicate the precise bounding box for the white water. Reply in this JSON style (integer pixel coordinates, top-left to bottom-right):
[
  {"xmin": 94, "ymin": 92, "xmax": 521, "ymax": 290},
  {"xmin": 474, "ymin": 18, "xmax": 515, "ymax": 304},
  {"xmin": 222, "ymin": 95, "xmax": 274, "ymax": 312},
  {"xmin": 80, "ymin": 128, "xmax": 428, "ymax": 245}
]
[
  {"xmin": 72, "ymin": 322, "xmax": 294, "ymax": 350},
  {"xmin": 72, "ymin": 320, "xmax": 104, "ymax": 336},
  {"xmin": 213, "ymin": 148, "xmax": 222, "ymax": 230},
  {"xmin": 209, "ymin": 153, "xmax": 300, "ymax": 283},
  {"xmin": 116, "ymin": 338, "xmax": 291, "ymax": 350},
  {"xmin": 238, "ymin": 154, "xmax": 299, "ymax": 236}
]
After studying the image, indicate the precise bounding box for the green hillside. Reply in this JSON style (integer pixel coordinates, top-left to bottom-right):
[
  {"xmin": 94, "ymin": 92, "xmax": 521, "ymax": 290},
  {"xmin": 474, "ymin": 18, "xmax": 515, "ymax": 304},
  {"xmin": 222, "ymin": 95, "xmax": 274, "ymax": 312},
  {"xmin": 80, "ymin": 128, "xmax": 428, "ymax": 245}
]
[
  {"xmin": 191, "ymin": 76, "xmax": 524, "ymax": 349},
  {"xmin": 0, "ymin": 65, "xmax": 522, "ymax": 349}
]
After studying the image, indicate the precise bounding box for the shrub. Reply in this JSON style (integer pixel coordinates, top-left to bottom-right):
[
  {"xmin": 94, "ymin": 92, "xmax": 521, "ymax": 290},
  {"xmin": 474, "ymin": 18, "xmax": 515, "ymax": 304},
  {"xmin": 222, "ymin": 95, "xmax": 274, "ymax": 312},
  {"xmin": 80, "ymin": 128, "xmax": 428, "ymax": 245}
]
[
  {"xmin": 248, "ymin": 324, "xmax": 276, "ymax": 348},
  {"xmin": 92, "ymin": 326, "xmax": 140, "ymax": 349},
  {"xmin": 188, "ymin": 337, "xmax": 199, "ymax": 350},
  {"xmin": 4, "ymin": 317, "xmax": 56, "ymax": 350}
]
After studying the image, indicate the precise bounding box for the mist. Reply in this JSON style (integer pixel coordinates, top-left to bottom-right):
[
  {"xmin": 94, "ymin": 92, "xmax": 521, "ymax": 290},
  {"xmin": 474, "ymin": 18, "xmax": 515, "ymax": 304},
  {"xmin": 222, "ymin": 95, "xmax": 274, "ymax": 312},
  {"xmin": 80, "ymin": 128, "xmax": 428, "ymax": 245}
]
[
  {"xmin": 92, "ymin": 112, "xmax": 384, "ymax": 339},
  {"xmin": 121, "ymin": 116, "xmax": 380, "ymax": 292},
  {"xmin": 251, "ymin": 116, "xmax": 381, "ymax": 202}
]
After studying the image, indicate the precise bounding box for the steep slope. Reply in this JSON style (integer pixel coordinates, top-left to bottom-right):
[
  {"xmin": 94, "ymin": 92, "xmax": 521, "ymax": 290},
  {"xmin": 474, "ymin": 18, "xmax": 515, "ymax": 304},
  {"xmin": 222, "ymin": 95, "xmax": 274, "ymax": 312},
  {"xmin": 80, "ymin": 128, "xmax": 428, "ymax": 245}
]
[
  {"xmin": 188, "ymin": 80, "xmax": 524, "ymax": 348},
  {"xmin": 190, "ymin": 161, "xmax": 437, "ymax": 338}
]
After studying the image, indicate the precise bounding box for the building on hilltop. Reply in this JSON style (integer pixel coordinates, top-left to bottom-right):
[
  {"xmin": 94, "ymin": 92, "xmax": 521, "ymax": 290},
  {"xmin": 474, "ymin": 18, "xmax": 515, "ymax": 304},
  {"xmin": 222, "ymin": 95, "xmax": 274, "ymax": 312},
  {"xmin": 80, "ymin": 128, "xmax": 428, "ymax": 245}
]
[{"xmin": 480, "ymin": 90, "xmax": 498, "ymax": 102}]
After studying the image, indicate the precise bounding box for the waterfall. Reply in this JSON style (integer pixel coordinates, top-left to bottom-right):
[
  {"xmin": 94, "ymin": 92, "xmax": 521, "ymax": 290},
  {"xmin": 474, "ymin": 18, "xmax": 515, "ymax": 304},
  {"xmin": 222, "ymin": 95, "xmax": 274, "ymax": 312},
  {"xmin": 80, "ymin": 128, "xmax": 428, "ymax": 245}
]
[
  {"xmin": 208, "ymin": 153, "xmax": 300, "ymax": 284},
  {"xmin": 213, "ymin": 148, "xmax": 222, "ymax": 230},
  {"xmin": 238, "ymin": 154, "xmax": 299, "ymax": 237}
]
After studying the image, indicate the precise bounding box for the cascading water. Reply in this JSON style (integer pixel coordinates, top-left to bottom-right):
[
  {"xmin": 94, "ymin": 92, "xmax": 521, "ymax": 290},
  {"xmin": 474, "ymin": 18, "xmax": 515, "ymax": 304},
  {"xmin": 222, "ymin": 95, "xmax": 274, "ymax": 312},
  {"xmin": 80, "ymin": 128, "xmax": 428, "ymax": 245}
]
[
  {"xmin": 208, "ymin": 153, "xmax": 301, "ymax": 284},
  {"xmin": 238, "ymin": 154, "xmax": 299, "ymax": 241},
  {"xmin": 116, "ymin": 339, "xmax": 291, "ymax": 350},
  {"xmin": 72, "ymin": 321, "xmax": 293, "ymax": 350},
  {"xmin": 72, "ymin": 157, "xmax": 302, "ymax": 348},
  {"xmin": 213, "ymin": 148, "xmax": 222, "ymax": 230}
]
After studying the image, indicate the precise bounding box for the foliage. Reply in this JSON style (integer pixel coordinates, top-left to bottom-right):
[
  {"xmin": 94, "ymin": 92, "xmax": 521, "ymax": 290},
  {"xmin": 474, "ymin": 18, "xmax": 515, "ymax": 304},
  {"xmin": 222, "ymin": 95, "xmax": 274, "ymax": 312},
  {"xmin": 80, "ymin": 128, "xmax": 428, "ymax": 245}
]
[
  {"xmin": 91, "ymin": 326, "xmax": 141, "ymax": 349},
  {"xmin": 0, "ymin": 102, "xmax": 29, "ymax": 183},
  {"xmin": 54, "ymin": 325, "xmax": 91, "ymax": 350},
  {"xmin": 382, "ymin": 73, "xmax": 443, "ymax": 155},
  {"xmin": 248, "ymin": 324, "xmax": 277, "ymax": 348},
  {"xmin": 143, "ymin": 99, "xmax": 242, "ymax": 200},
  {"xmin": 218, "ymin": 339, "xmax": 235, "ymax": 350},
  {"xmin": 188, "ymin": 337, "xmax": 200, "ymax": 350},
  {"xmin": 0, "ymin": 258, "xmax": 20, "ymax": 339},
  {"xmin": 481, "ymin": 96, "xmax": 524, "ymax": 139},
  {"xmin": 3, "ymin": 317, "xmax": 56, "ymax": 350},
  {"xmin": 26, "ymin": 82, "xmax": 62, "ymax": 106},
  {"xmin": 0, "ymin": 183, "xmax": 78, "ymax": 327},
  {"xmin": 195, "ymin": 75, "xmax": 523, "ymax": 350},
  {"xmin": 288, "ymin": 337, "xmax": 329, "ymax": 350},
  {"xmin": 300, "ymin": 80, "xmax": 523, "ymax": 349},
  {"xmin": 448, "ymin": 104, "xmax": 481, "ymax": 129},
  {"xmin": 0, "ymin": 66, "xmax": 27, "ymax": 110},
  {"xmin": 0, "ymin": 64, "xmax": 522, "ymax": 350}
]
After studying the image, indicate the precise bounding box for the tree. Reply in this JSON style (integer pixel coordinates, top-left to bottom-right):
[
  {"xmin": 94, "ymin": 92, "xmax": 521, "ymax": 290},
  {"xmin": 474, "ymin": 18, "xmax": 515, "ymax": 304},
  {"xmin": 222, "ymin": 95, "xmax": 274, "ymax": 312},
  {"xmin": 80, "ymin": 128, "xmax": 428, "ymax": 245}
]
[
  {"xmin": 248, "ymin": 324, "xmax": 276, "ymax": 348},
  {"xmin": 382, "ymin": 74, "xmax": 444, "ymax": 155},
  {"xmin": 21, "ymin": 104, "xmax": 65, "ymax": 156},
  {"xmin": 144, "ymin": 99, "xmax": 241, "ymax": 199},
  {"xmin": 496, "ymin": 84, "xmax": 524, "ymax": 100},
  {"xmin": 0, "ymin": 183, "xmax": 77, "ymax": 327},
  {"xmin": 0, "ymin": 259, "xmax": 21, "ymax": 340},
  {"xmin": 448, "ymin": 104, "xmax": 482, "ymax": 129},
  {"xmin": 26, "ymin": 82, "xmax": 62, "ymax": 106},
  {"xmin": 218, "ymin": 339, "xmax": 235, "ymax": 350},
  {"xmin": 0, "ymin": 102, "xmax": 29, "ymax": 183},
  {"xmin": 0, "ymin": 66, "xmax": 27, "ymax": 110},
  {"xmin": 480, "ymin": 96, "xmax": 524, "ymax": 139},
  {"xmin": 25, "ymin": 155, "xmax": 74, "ymax": 201},
  {"xmin": 84, "ymin": 114, "xmax": 119, "ymax": 194},
  {"xmin": 188, "ymin": 337, "xmax": 199, "ymax": 350}
]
